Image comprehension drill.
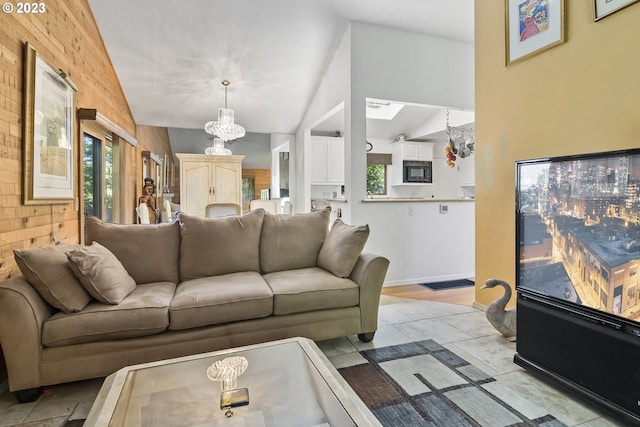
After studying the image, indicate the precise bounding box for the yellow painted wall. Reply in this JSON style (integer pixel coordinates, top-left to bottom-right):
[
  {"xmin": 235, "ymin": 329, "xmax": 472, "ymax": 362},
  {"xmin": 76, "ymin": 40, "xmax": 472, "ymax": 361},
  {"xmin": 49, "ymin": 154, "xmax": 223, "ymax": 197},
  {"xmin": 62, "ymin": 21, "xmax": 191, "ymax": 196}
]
[{"xmin": 474, "ymin": 1, "xmax": 640, "ymax": 306}]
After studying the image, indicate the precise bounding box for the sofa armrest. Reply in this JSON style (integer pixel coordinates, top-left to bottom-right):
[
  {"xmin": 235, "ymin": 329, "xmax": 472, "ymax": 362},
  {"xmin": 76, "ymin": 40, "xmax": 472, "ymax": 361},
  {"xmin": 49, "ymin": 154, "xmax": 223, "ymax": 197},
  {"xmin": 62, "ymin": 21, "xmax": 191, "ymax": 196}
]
[
  {"xmin": 350, "ymin": 252, "xmax": 390, "ymax": 334},
  {"xmin": 0, "ymin": 276, "xmax": 55, "ymax": 391}
]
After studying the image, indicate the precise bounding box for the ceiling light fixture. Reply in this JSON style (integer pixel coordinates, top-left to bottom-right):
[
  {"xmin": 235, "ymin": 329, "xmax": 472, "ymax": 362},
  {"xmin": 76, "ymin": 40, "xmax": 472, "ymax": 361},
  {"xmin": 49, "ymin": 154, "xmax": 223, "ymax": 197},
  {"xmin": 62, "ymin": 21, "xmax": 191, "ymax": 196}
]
[
  {"xmin": 204, "ymin": 80, "xmax": 246, "ymax": 142},
  {"xmin": 205, "ymin": 138, "xmax": 232, "ymax": 156}
]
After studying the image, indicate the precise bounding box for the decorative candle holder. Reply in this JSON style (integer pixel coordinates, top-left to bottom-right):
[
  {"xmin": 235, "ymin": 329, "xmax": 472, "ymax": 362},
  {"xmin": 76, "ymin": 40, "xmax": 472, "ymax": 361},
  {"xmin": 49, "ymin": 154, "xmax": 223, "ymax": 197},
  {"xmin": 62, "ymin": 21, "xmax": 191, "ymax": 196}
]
[{"xmin": 207, "ymin": 356, "xmax": 249, "ymax": 417}]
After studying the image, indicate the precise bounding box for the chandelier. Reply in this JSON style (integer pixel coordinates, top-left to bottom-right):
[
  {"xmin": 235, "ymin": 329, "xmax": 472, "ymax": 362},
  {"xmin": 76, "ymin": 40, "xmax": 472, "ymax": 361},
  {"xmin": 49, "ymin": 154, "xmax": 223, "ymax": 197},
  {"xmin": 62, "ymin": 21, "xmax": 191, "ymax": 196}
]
[
  {"xmin": 205, "ymin": 138, "xmax": 232, "ymax": 156},
  {"xmin": 204, "ymin": 80, "xmax": 246, "ymax": 142}
]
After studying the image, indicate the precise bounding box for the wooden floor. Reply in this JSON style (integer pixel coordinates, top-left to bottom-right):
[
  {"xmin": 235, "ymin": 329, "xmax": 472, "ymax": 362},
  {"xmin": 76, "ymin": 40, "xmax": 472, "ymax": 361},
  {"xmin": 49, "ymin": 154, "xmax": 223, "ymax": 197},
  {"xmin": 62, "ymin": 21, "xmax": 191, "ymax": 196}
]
[{"xmin": 381, "ymin": 283, "xmax": 476, "ymax": 306}]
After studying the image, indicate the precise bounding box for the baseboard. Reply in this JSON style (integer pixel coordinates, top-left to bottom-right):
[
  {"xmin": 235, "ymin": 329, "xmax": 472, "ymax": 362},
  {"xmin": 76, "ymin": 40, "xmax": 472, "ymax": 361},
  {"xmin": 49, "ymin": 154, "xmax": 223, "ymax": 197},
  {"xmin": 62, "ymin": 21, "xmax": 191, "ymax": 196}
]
[
  {"xmin": 383, "ymin": 274, "xmax": 475, "ymax": 287},
  {"xmin": 472, "ymin": 301, "xmax": 487, "ymax": 312}
]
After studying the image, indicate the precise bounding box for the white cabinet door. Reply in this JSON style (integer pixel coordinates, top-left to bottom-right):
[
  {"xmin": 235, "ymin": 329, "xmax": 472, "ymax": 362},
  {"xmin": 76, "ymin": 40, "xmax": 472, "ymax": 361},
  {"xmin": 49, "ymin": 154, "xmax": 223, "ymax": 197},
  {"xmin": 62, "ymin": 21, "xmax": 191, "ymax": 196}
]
[
  {"xmin": 326, "ymin": 138, "xmax": 344, "ymax": 183},
  {"xmin": 403, "ymin": 144, "xmax": 418, "ymax": 160},
  {"xmin": 213, "ymin": 163, "xmax": 242, "ymax": 203},
  {"xmin": 311, "ymin": 139, "xmax": 328, "ymax": 183},
  {"xmin": 458, "ymin": 157, "xmax": 475, "ymax": 186},
  {"xmin": 416, "ymin": 144, "xmax": 433, "ymax": 161},
  {"xmin": 401, "ymin": 143, "xmax": 432, "ymax": 161},
  {"xmin": 182, "ymin": 161, "xmax": 212, "ymax": 216},
  {"xmin": 310, "ymin": 137, "xmax": 344, "ymax": 184}
]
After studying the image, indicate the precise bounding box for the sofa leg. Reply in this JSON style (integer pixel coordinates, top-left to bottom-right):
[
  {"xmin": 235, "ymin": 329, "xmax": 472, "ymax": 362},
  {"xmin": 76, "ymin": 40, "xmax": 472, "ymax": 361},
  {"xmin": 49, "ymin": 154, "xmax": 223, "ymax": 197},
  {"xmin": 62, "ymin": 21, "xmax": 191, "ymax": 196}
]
[
  {"xmin": 14, "ymin": 388, "xmax": 39, "ymax": 403},
  {"xmin": 358, "ymin": 332, "xmax": 375, "ymax": 342}
]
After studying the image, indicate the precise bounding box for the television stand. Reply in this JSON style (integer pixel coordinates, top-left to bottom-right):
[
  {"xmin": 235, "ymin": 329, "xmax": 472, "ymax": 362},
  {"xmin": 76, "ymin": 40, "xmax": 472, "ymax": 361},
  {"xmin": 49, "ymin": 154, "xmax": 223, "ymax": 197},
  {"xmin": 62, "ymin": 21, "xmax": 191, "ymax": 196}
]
[{"xmin": 515, "ymin": 293, "xmax": 640, "ymax": 425}]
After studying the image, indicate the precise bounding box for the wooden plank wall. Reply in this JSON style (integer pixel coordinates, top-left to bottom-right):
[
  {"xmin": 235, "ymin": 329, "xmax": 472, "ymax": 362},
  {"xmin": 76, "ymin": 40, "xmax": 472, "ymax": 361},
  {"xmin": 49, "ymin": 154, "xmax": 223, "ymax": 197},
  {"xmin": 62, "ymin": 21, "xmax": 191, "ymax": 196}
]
[
  {"xmin": 243, "ymin": 169, "xmax": 271, "ymax": 200},
  {"xmin": 0, "ymin": 1, "xmax": 173, "ymax": 381},
  {"xmin": 134, "ymin": 126, "xmax": 173, "ymax": 222},
  {"xmin": 0, "ymin": 1, "xmax": 174, "ymax": 274}
]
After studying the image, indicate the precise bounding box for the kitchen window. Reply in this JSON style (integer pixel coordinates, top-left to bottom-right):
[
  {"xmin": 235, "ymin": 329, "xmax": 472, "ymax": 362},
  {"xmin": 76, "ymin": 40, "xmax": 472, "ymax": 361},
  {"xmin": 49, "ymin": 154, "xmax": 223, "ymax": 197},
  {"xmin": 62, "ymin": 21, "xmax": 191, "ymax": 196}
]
[{"xmin": 367, "ymin": 153, "xmax": 392, "ymax": 196}]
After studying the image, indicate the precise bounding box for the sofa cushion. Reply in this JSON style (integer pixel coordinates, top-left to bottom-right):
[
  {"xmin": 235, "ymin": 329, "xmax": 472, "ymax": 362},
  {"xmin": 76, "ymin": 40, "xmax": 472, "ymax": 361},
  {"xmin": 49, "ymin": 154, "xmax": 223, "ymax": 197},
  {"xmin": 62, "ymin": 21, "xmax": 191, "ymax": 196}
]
[
  {"xmin": 85, "ymin": 216, "xmax": 180, "ymax": 284},
  {"xmin": 318, "ymin": 219, "xmax": 370, "ymax": 278},
  {"xmin": 42, "ymin": 282, "xmax": 176, "ymax": 347},
  {"xmin": 169, "ymin": 271, "xmax": 273, "ymax": 330},
  {"xmin": 178, "ymin": 210, "xmax": 264, "ymax": 281},
  {"xmin": 260, "ymin": 207, "xmax": 330, "ymax": 274},
  {"xmin": 66, "ymin": 242, "xmax": 136, "ymax": 304},
  {"xmin": 13, "ymin": 243, "xmax": 92, "ymax": 313},
  {"xmin": 263, "ymin": 267, "xmax": 359, "ymax": 315}
]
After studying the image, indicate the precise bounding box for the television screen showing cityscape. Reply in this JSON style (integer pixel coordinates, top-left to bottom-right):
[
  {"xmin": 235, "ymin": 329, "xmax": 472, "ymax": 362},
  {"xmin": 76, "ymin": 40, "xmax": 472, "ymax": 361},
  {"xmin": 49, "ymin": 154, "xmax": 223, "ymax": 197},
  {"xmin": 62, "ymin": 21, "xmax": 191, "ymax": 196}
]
[{"xmin": 517, "ymin": 151, "xmax": 640, "ymax": 325}]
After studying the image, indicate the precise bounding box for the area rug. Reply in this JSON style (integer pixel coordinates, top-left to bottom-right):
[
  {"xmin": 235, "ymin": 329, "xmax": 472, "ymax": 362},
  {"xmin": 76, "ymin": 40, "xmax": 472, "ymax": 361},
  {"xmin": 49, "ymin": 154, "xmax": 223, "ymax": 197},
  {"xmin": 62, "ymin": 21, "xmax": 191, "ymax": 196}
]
[
  {"xmin": 339, "ymin": 339, "xmax": 566, "ymax": 427},
  {"xmin": 419, "ymin": 279, "xmax": 475, "ymax": 291}
]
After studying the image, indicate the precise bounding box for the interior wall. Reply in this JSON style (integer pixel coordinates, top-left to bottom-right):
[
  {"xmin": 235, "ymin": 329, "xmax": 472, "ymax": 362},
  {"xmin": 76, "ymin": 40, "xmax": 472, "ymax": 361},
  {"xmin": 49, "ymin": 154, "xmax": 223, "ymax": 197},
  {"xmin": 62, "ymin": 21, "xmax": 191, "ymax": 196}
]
[
  {"xmin": 474, "ymin": 1, "xmax": 640, "ymax": 306},
  {"xmin": 167, "ymin": 128, "xmax": 271, "ymax": 169},
  {"xmin": 348, "ymin": 23, "xmax": 476, "ymax": 284},
  {"xmin": 270, "ymin": 133, "xmax": 293, "ymax": 200},
  {"xmin": 349, "ymin": 22, "xmax": 475, "ymax": 221},
  {"xmin": 367, "ymin": 137, "xmax": 473, "ymax": 200},
  {"xmin": 294, "ymin": 26, "xmax": 351, "ymax": 214},
  {"xmin": 0, "ymin": 1, "xmax": 174, "ymax": 274},
  {"xmin": 0, "ymin": 0, "xmax": 132, "ymax": 279},
  {"xmin": 135, "ymin": 126, "xmax": 173, "ymax": 223},
  {"xmin": 242, "ymin": 169, "xmax": 271, "ymax": 203}
]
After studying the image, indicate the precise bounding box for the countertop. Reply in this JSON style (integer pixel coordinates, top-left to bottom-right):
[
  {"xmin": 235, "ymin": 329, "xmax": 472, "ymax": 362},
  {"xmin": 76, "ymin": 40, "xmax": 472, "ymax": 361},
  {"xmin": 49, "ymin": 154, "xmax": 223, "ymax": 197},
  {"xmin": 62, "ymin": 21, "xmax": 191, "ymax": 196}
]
[{"xmin": 362, "ymin": 198, "xmax": 475, "ymax": 203}]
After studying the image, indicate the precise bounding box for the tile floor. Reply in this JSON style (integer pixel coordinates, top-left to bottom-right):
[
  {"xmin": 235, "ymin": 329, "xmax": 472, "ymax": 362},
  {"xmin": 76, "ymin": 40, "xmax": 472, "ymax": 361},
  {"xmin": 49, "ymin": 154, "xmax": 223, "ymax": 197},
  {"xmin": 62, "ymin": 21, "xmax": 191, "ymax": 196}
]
[{"xmin": 0, "ymin": 295, "xmax": 629, "ymax": 426}]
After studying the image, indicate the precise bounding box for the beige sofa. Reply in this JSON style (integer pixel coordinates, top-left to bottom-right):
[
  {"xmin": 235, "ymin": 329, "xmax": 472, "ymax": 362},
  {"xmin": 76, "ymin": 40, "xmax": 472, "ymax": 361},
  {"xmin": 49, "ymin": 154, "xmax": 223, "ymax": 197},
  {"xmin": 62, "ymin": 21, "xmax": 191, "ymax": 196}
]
[{"xmin": 0, "ymin": 208, "xmax": 389, "ymax": 402}]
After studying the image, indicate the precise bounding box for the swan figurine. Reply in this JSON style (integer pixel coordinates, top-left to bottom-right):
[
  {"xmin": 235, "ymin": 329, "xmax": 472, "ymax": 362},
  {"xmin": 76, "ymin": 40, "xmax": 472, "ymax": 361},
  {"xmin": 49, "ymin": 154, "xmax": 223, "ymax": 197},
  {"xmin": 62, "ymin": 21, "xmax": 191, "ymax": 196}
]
[{"xmin": 480, "ymin": 278, "xmax": 517, "ymax": 342}]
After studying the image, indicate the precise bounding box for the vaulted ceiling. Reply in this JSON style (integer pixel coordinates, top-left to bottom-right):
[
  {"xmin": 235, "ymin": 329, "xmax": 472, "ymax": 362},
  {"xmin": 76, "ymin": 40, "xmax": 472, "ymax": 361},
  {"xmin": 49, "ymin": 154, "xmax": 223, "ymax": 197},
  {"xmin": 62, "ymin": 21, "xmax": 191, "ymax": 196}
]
[{"xmin": 88, "ymin": 0, "xmax": 474, "ymax": 140}]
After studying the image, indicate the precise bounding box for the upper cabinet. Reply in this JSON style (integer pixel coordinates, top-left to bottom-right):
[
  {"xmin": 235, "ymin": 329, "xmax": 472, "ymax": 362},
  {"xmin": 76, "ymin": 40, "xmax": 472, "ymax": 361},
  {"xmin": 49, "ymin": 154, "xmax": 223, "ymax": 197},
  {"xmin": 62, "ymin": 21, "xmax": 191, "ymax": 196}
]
[
  {"xmin": 176, "ymin": 154, "xmax": 244, "ymax": 216},
  {"xmin": 389, "ymin": 141, "xmax": 435, "ymax": 186},
  {"xmin": 394, "ymin": 141, "xmax": 433, "ymax": 161},
  {"xmin": 311, "ymin": 136, "xmax": 344, "ymax": 185}
]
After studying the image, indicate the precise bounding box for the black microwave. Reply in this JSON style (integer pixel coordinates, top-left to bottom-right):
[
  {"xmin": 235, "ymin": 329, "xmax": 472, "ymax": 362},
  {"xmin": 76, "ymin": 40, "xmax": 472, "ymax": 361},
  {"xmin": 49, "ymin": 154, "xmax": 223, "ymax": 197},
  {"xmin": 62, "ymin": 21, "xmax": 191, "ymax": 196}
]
[{"xmin": 403, "ymin": 161, "xmax": 432, "ymax": 183}]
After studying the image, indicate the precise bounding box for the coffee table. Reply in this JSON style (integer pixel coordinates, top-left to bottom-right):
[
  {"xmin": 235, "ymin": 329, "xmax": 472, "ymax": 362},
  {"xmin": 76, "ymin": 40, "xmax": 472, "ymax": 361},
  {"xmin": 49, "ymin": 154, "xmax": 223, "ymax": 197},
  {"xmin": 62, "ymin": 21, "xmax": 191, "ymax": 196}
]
[{"xmin": 85, "ymin": 337, "xmax": 381, "ymax": 426}]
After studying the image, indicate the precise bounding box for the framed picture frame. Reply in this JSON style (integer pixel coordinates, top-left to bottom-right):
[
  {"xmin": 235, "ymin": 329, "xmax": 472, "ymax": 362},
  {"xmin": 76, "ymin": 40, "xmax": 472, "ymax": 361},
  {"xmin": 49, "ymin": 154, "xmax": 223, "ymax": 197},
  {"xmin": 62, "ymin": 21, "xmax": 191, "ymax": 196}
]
[
  {"xmin": 594, "ymin": 0, "xmax": 639, "ymax": 20},
  {"xmin": 505, "ymin": 0, "xmax": 565, "ymax": 66},
  {"xmin": 23, "ymin": 42, "xmax": 76, "ymax": 205}
]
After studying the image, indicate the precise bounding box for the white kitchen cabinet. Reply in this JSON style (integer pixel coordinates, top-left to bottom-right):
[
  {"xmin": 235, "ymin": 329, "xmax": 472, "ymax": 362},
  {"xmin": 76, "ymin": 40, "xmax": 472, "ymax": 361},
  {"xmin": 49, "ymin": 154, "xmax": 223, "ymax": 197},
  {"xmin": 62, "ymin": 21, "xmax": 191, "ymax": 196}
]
[
  {"xmin": 176, "ymin": 153, "xmax": 244, "ymax": 216},
  {"xmin": 458, "ymin": 157, "xmax": 475, "ymax": 186},
  {"xmin": 390, "ymin": 141, "xmax": 435, "ymax": 186},
  {"xmin": 397, "ymin": 142, "xmax": 433, "ymax": 161},
  {"xmin": 311, "ymin": 136, "xmax": 344, "ymax": 184}
]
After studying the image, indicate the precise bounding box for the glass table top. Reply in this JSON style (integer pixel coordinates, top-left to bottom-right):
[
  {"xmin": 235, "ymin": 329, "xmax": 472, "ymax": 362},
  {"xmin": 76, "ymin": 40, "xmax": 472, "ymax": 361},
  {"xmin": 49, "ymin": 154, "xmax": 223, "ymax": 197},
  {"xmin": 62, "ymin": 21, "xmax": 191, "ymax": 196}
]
[{"xmin": 86, "ymin": 337, "xmax": 380, "ymax": 427}]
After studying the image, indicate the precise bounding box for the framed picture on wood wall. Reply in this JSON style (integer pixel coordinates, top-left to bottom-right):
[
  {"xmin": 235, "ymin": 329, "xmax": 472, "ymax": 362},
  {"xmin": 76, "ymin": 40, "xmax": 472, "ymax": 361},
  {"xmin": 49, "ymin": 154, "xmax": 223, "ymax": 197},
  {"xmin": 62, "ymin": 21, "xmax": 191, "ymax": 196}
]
[
  {"xmin": 505, "ymin": 0, "xmax": 565, "ymax": 66},
  {"xmin": 23, "ymin": 42, "xmax": 77, "ymax": 204},
  {"xmin": 594, "ymin": 0, "xmax": 639, "ymax": 20}
]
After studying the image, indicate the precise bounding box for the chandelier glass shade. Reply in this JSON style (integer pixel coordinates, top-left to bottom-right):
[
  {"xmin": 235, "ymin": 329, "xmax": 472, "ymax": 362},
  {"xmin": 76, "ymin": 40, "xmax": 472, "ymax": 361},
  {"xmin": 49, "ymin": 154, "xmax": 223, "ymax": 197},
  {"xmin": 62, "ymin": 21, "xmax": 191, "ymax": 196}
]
[
  {"xmin": 204, "ymin": 80, "xmax": 246, "ymax": 142},
  {"xmin": 205, "ymin": 138, "xmax": 232, "ymax": 156}
]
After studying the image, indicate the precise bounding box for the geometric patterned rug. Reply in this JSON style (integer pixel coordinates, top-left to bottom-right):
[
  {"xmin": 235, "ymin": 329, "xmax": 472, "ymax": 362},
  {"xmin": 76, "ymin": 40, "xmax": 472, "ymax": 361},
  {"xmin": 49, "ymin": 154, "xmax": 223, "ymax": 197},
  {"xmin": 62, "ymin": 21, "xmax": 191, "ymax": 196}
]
[{"xmin": 339, "ymin": 340, "xmax": 567, "ymax": 427}]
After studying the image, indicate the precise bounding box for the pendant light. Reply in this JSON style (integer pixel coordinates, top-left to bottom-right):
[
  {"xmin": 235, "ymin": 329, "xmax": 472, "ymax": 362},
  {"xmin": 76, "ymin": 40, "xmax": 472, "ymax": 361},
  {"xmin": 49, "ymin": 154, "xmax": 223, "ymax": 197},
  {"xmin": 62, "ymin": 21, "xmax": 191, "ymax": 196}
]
[{"xmin": 204, "ymin": 80, "xmax": 246, "ymax": 142}]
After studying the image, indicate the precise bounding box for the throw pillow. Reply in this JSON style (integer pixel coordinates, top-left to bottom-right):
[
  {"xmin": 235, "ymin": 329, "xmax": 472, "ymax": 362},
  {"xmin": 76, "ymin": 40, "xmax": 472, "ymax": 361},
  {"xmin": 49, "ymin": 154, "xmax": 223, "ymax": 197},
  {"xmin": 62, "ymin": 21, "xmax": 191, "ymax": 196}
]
[
  {"xmin": 260, "ymin": 207, "xmax": 331, "ymax": 273},
  {"xmin": 13, "ymin": 243, "xmax": 92, "ymax": 313},
  {"xmin": 178, "ymin": 210, "xmax": 265, "ymax": 281},
  {"xmin": 84, "ymin": 216, "xmax": 180, "ymax": 284},
  {"xmin": 66, "ymin": 242, "xmax": 136, "ymax": 304},
  {"xmin": 317, "ymin": 219, "xmax": 370, "ymax": 278}
]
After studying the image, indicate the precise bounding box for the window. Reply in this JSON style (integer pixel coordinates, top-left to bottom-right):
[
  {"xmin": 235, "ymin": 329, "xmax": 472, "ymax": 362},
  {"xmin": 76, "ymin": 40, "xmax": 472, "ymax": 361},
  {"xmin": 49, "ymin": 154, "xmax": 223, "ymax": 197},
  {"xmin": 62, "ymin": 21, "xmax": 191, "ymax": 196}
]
[
  {"xmin": 83, "ymin": 129, "xmax": 119, "ymax": 222},
  {"xmin": 366, "ymin": 153, "xmax": 392, "ymax": 196},
  {"xmin": 367, "ymin": 164, "xmax": 386, "ymax": 195},
  {"xmin": 83, "ymin": 133, "xmax": 99, "ymax": 218}
]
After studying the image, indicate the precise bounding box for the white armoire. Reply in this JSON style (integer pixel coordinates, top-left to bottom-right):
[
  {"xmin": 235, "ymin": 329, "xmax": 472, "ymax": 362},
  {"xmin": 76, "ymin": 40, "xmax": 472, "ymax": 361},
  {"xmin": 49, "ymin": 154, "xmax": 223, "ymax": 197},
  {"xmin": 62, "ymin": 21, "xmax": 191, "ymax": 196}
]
[{"xmin": 176, "ymin": 154, "xmax": 244, "ymax": 216}]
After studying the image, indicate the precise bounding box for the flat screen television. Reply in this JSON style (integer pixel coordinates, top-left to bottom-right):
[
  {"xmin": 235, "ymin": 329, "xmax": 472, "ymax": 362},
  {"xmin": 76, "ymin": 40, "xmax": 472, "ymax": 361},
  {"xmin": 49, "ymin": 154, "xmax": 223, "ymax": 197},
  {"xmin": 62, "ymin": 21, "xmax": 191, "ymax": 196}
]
[{"xmin": 516, "ymin": 149, "xmax": 640, "ymax": 332}]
